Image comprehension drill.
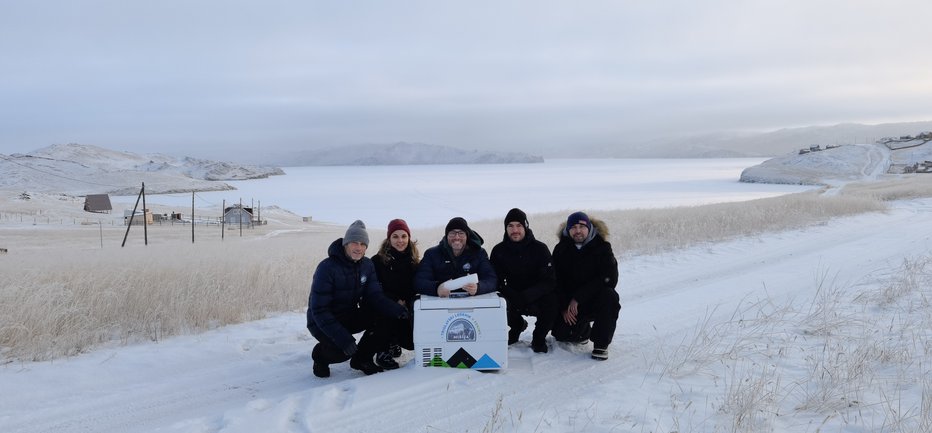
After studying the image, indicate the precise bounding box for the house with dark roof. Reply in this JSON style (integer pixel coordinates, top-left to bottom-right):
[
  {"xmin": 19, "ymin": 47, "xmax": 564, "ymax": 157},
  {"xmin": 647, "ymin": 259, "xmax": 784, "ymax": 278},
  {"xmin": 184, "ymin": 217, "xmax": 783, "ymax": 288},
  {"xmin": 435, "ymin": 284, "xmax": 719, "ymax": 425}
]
[
  {"xmin": 83, "ymin": 194, "xmax": 112, "ymax": 214},
  {"xmin": 223, "ymin": 205, "xmax": 254, "ymax": 226}
]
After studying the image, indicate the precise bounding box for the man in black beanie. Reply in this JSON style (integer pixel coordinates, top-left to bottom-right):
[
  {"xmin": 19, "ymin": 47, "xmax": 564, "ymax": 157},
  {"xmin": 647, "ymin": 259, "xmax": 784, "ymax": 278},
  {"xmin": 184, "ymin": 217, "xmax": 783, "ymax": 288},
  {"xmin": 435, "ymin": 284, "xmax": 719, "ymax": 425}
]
[
  {"xmin": 490, "ymin": 208, "xmax": 559, "ymax": 353},
  {"xmin": 307, "ymin": 220, "xmax": 409, "ymax": 377},
  {"xmin": 415, "ymin": 216, "xmax": 497, "ymax": 298}
]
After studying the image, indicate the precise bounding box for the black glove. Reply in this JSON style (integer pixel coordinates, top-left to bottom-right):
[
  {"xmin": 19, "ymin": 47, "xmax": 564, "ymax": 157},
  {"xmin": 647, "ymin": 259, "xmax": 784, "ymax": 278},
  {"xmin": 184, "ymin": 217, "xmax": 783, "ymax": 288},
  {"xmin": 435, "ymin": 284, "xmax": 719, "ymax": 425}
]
[{"xmin": 398, "ymin": 308, "xmax": 410, "ymax": 320}]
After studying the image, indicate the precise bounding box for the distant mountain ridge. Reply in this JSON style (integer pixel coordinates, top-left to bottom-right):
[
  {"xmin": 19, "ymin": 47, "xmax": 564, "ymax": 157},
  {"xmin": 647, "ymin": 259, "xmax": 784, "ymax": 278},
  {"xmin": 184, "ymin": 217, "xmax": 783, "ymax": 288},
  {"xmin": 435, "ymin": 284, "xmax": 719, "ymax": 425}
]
[
  {"xmin": 258, "ymin": 142, "xmax": 543, "ymax": 166},
  {"xmin": 1, "ymin": 143, "xmax": 284, "ymax": 195},
  {"xmin": 0, "ymin": 142, "xmax": 543, "ymax": 196},
  {"xmin": 594, "ymin": 120, "xmax": 932, "ymax": 158}
]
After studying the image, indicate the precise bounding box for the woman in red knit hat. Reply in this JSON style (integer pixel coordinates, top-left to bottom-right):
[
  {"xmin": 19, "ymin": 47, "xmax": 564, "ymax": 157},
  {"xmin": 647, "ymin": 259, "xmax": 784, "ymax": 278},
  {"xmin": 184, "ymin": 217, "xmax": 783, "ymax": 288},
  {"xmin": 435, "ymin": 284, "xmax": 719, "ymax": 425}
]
[{"xmin": 371, "ymin": 218, "xmax": 420, "ymax": 369}]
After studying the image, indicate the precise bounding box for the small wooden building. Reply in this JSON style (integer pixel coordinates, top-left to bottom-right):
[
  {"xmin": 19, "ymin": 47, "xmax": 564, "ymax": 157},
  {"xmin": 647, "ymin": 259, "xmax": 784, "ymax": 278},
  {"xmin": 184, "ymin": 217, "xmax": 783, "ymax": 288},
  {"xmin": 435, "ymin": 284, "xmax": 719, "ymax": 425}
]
[
  {"xmin": 223, "ymin": 205, "xmax": 254, "ymax": 226},
  {"xmin": 84, "ymin": 194, "xmax": 112, "ymax": 214},
  {"xmin": 124, "ymin": 209, "xmax": 153, "ymax": 225}
]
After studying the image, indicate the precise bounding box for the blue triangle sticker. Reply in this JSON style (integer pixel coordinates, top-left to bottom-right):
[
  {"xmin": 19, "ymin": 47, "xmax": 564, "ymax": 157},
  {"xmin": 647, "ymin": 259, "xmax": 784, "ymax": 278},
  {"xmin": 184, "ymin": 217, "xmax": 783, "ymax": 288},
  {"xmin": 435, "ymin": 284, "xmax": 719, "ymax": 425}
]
[{"xmin": 472, "ymin": 354, "xmax": 502, "ymax": 369}]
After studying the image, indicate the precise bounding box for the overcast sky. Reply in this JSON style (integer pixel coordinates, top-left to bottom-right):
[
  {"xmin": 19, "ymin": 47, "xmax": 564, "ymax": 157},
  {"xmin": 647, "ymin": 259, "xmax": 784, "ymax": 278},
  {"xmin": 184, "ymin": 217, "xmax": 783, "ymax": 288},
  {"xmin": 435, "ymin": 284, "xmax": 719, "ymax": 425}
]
[{"xmin": 2, "ymin": 1, "xmax": 932, "ymax": 157}]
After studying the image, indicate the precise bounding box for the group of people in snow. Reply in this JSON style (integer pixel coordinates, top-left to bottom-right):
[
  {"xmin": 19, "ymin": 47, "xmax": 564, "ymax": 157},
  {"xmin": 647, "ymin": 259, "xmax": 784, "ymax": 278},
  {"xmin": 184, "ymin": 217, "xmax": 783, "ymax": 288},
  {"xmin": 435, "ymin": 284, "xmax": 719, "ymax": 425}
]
[{"xmin": 305, "ymin": 209, "xmax": 621, "ymax": 378}]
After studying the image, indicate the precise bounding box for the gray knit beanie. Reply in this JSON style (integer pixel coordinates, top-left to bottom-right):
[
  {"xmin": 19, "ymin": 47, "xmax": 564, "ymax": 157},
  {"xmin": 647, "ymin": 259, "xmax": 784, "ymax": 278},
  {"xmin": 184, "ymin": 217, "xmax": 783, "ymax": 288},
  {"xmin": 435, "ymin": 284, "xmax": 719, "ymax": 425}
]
[{"xmin": 342, "ymin": 220, "xmax": 370, "ymax": 246}]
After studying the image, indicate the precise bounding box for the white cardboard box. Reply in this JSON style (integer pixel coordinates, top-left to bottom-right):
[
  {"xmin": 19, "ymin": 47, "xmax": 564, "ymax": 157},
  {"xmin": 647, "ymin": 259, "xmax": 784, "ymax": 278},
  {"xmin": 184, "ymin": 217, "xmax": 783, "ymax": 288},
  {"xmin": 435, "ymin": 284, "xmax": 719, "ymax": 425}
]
[{"xmin": 413, "ymin": 293, "xmax": 508, "ymax": 370}]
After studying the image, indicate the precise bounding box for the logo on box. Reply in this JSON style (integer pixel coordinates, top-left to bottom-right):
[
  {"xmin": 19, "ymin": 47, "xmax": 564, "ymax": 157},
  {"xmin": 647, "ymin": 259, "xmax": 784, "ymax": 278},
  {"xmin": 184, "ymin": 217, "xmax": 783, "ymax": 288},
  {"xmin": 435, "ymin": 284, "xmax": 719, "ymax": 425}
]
[{"xmin": 445, "ymin": 318, "xmax": 476, "ymax": 342}]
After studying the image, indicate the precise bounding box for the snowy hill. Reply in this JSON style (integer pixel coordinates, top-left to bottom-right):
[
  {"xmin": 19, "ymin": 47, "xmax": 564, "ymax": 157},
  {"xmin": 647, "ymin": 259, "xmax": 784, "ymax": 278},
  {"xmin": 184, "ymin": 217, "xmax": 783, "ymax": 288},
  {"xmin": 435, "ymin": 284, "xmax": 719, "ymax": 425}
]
[
  {"xmin": 739, "ymin": 143, "xmax": 889, "ymax": 185},
  {"xmin": 716, "ymin": 120, "xmax": 932, "ymax": 157},
  {"xmin": 740, "ymin": 135, "xmax": 932, "ymax": 185},
  {"xmin": 258, "ymin": 142, "xmax": 544, "ymax": 166},
  {"xmin": 0, "ymin": 143, "xmax": 284, "ymax": 195}
]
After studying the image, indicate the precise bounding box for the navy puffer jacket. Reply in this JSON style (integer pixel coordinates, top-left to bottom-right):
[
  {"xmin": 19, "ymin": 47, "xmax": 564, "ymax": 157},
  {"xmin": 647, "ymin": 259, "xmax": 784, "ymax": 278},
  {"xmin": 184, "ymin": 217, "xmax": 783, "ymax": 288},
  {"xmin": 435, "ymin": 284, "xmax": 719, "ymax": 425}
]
[
  {"xmin": 414, "ymin": 231, "xmax": 497, "ymax": 297},
  {"xmin": 307, "ymin": 238, "xmax": 406, "ymax": 353}
]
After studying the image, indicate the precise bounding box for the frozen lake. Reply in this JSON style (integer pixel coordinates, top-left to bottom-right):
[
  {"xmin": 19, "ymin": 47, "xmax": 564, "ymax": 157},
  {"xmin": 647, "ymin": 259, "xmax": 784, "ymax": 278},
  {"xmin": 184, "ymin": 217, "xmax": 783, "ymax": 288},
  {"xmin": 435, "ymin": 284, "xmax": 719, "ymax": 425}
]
[{"xmin": 135, "ymin": 158, "xmax": 815, "ymax": 228}]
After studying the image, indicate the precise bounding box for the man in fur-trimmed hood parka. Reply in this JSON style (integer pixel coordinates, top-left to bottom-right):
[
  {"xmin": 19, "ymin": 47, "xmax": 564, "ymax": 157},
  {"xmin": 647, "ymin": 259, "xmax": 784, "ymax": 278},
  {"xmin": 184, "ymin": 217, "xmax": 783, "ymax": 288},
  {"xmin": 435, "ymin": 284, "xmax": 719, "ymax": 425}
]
[{"xmin": 551, "ymin": 211, "xmax": 620, "ymax": 360}]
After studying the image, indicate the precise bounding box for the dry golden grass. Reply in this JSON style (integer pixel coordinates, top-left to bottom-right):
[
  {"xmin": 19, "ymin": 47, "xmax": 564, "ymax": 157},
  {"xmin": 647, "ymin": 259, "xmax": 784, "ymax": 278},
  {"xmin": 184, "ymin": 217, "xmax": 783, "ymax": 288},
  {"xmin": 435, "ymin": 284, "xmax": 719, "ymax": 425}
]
[
  {"xmin": 841, "ymin": 174, "xmax": 932, "ymax": 201},
  {"xmin": 0, "ymin": 208, "xmax": 342, "ymax": 361},
  {"xmin": 1, "ymin": 176, "xmax": 930, "ymax": 361},
  {"xmin": 493, "ymin": 190, "xmax": 887, "ymax": 256}
]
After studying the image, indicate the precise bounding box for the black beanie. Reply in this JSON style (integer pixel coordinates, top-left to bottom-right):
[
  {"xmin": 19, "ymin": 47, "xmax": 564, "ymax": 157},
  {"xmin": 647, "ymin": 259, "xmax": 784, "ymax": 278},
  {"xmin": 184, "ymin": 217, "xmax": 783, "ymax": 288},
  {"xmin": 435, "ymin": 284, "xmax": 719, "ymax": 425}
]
[
  {"xmin": 445, "ymin": 217, "xmax": 470, "ymax": 235},
  {"xmin": 566, "ymin": 211, "xmax": 591, "ymax": 231},
  {"xmin": 504, "ymin": 208, "xmax": 528, "ymax": 229}
]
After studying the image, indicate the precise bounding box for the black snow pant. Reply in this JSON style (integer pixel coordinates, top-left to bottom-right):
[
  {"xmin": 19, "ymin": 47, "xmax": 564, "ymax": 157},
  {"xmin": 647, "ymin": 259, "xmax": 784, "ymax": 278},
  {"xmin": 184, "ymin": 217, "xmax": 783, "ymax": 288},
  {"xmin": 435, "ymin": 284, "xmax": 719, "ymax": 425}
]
[
  {"xmin": 507, "ymin": 291, "xmax": 559, "ymax": 343},
  {"xmin": 309, "ymin": 307, "xmax": 391, "ymax": 366},
  {"xmin": 552, "ymin": 289, "xmax": 620, "ymax": 349},
  {"xmin": 376, "ymin": 301, "xmax": 414, "ymax": 351}
]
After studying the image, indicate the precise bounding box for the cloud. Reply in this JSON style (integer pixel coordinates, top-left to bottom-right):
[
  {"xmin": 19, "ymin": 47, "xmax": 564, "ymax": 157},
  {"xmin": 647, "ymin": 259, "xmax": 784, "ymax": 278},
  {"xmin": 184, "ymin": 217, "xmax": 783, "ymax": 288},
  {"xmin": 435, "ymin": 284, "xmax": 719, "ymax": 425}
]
[{"xmin": 2, "ymin": 0, "xmax": 932, "ymax": 156}]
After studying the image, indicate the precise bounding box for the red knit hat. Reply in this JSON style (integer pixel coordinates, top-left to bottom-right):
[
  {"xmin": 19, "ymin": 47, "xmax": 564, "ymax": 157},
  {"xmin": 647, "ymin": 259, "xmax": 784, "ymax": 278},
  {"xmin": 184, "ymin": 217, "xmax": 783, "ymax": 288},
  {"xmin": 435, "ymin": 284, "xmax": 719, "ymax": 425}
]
[{"xmin": 387, "ymin": 218, "xmax": 411, "ymax": 238}]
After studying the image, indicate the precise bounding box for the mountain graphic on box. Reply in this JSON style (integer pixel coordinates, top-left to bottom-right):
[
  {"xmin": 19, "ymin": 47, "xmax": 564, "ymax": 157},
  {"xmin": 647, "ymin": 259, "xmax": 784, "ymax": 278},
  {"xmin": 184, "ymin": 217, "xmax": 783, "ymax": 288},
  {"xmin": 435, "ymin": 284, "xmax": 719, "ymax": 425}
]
[
  {"xmin": 447, "ymin": 347, "xmax": 477, "ymax": 368},
  {"xmin": 427, "ymin": 347, "xmax": 502, "ymax": 369}
]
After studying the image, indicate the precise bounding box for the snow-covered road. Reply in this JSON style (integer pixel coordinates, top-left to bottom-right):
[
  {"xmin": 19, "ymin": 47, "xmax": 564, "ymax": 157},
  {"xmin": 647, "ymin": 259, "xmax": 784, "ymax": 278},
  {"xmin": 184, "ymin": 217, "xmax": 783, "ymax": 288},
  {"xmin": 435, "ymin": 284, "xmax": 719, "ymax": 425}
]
[{"xmin": 2, "ymin": 199, "xmax": 931, "ymax": 433}]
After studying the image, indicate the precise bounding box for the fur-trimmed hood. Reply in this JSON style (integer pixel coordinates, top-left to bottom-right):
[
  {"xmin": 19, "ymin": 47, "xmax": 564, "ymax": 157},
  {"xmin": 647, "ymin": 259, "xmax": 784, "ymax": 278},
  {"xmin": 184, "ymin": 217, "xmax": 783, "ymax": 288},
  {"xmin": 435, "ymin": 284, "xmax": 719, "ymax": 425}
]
[
  {"xmin": 556, "ymin": 217, "xmax": 610, "ymax": 239},
  {"xmin": 557, "ymin": 217, "xmax": 611, "ymax": 248}
]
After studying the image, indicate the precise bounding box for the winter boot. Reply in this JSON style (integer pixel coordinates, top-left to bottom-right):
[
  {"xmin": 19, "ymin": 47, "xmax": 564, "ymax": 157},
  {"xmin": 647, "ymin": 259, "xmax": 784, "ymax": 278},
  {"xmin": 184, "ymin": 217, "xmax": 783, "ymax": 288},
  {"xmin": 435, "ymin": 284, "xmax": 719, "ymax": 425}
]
[
  {"xmin": 575, "ymin": 322, "xmax": 592, "ymax": 345},
  {"xmin": 350, "ymin": 355, "xmax": 385, "ymax": 375},
  {"xmin": 531, "ymin": 338, "xmax": 548, "ymax": 354},
  {"xmin": 591, "ymin": 346, "xmax": 609, "ymax": 361},
  {"xmin": 508, "ymin": 318, "xmax": 528, "ymax": 345},
  {"xmin": 313, "ymin": 361, "xmax": 331, "ymax": 378},
  {"xmin": 311, "ymin": 344, "xmax": 332, "ymax": 378},
  {"xmin": 375, "ymin": 351, "xmax": 400, "ymax": 370}
]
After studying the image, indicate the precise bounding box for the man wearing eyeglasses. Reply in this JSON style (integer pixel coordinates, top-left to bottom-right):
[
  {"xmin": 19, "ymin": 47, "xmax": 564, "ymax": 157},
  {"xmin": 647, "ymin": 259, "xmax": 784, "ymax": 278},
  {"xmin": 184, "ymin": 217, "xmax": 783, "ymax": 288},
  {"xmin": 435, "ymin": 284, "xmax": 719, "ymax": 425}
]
[{"xmin": 415, "ymin": 217, "xmax": 497, "ymax": 298}]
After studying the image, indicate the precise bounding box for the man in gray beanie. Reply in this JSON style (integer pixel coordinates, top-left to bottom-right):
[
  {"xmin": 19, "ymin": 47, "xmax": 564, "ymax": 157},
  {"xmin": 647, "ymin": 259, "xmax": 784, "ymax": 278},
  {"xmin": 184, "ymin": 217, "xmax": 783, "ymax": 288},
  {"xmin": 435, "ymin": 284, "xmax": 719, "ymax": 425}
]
[
  {"xmin": 342, "ymin": 219, "xmax": 369, "ymax": 247},
  {"xmin": 307, "ymin": 220, "xmax": 408, "ymax": 377}
]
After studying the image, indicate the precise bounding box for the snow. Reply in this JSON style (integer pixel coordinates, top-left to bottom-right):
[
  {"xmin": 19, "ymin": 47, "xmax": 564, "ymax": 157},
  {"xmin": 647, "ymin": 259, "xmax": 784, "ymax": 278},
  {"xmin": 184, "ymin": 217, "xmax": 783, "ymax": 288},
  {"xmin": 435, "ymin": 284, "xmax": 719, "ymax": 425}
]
[
  {"xmin": 130, "ymin": 158, "xmax": 811, "ymax": 229},
  {"xmin": 0, "ymin": 143, "xmax": 284, "ymax": 195},
  {"xmin": 2, "ymin": 147, "xmax": 931, "ymax": 432},
  {"xmin": 739, "ymin": 143, "xmax": 891, "ymax": 185},
  {"xmin": 1, "ymin": 198, "xmax": 930, "ymax": 433},
  {"xmin": 739, "ymin": 138, "xmax": 932, "ymax": 185}
]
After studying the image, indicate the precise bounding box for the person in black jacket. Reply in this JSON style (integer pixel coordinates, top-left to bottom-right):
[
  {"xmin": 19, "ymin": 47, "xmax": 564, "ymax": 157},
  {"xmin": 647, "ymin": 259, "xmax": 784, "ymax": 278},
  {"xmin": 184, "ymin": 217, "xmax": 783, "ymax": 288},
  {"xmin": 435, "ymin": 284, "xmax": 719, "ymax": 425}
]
[
  {"xmin": 551, "ymin": 211, "xmax": 621, "ymax": 361},
  {"xmin": 371, "ymin": 218, "xmax": 420, "ymax": 370},
  {"xmin": 415, "ymin": 217, "xmax": 497, "ymax": 298},
  {"xmin": 490, "ymin": 208, "xmax": 558, "ymax": 353},
  {"xmin": 307, "ymin": 220, "xmax": 408, "ymax": 378}
]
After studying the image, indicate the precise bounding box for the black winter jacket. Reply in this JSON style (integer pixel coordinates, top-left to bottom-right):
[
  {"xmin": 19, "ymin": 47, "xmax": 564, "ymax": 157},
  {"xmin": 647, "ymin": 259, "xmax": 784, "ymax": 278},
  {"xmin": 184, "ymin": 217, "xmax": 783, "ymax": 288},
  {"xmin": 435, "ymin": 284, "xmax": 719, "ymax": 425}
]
[
  {"xmin": 372, "ymin": 248, "xmax": 418, "ymax": 303},
  {"xmin": 551, "ymin": 221, "xmax": 619, "ymax": 306},
  {"xmin": 414, "ymin": 233, "xmax": 497, "ymax": 297},
  {"xmin": 307, "ymin": 238, "xmax": 406, "ymax": 353},
  {"xmin": 489, "ymin": 227, "xmax": 555, "ymax": 307}
]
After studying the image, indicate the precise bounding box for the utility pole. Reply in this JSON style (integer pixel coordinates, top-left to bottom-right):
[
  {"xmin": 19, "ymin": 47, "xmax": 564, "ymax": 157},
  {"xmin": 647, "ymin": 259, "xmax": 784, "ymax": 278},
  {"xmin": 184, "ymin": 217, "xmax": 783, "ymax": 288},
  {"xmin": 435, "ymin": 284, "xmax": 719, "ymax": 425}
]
[
  {"xmin": 121, "ymin": 182, "xmax": 145, "ymax": 247},
  {"xmin": 191, "ymin": 191, "xmax": 195, "ymax": 244}
]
